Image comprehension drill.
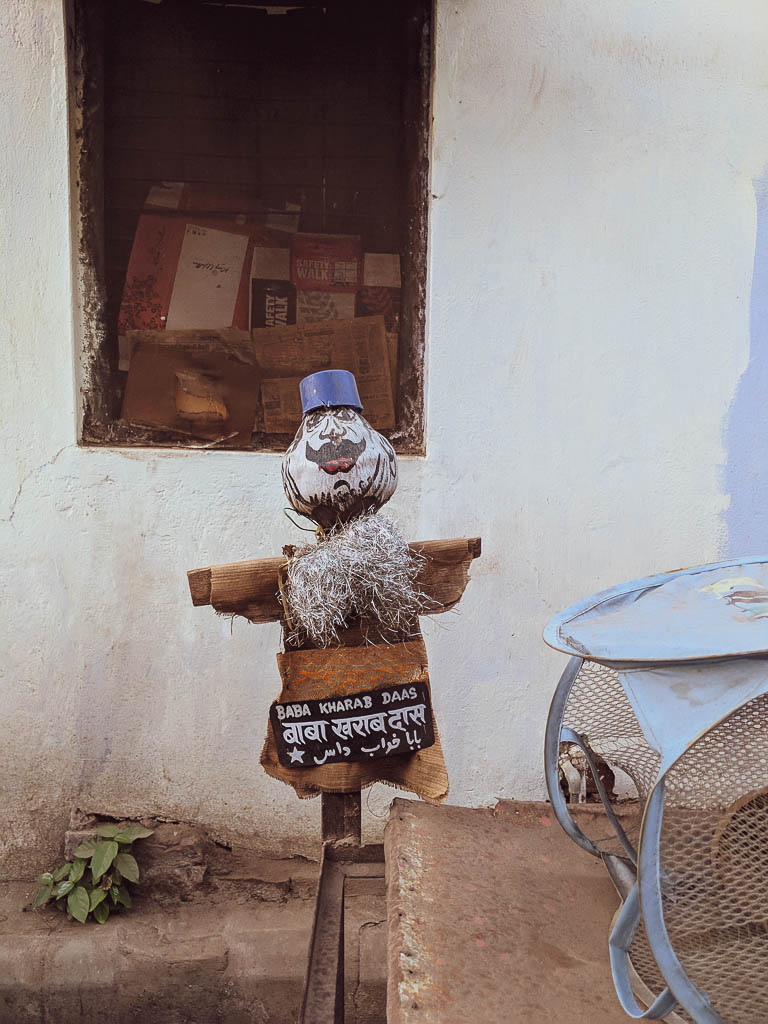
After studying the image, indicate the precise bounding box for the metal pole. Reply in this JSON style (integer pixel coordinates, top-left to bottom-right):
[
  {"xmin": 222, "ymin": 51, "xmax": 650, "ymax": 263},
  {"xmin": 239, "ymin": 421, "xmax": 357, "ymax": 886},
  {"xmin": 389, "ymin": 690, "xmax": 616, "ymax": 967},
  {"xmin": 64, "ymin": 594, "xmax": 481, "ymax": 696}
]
[{"xmin": 321, "ymin": 791, "xmax": 362, "ymax": 847}]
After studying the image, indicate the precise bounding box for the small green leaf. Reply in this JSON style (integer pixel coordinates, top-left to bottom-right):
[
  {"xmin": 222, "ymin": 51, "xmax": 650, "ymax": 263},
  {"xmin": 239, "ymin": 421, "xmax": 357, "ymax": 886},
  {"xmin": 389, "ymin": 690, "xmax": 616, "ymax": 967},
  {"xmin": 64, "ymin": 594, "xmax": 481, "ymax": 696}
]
[
  {"xmin": 67, "ymin": 886, "xmax": 89, "ymax": 924},
  {"xmin": 54, "ymin": 879, "xmax": 74, "ymax": 899},
  {"xmin": 93, "ymin": 902, "xmax": 110, "ymax": 924},
  {"xmin": 90, "ymin": 841, "xmax": 118, "ymax": 882},
  {"xmin": 95, "ymin": 825, "xmax": 120, "ymax": 838},
  {"xmin": 89, "ymin": 888, "xmax": 107, "ymax": 911},
  {"xmin": 52, "ymin": 864, "xmax": 70, "ymax": 882},
  {"xmin": 113, "ymin": 826, "xmax": 154, "ymax": 843},
  {"xmin": 115, "ymin": 853, "xmax": 139, "ymax": 884},
  {"xmin": 115, "ymin": 885, "xmax": 132, "ymax": 909},
  {"xmin": 32, "ymin": 884, "xmax": 53, "ymax": 908},
  {"xmin": 69, "ymin": 859, "xmax": 87, "ymax": 884},
  {"xmin": 109, "ymin": 885, "xmax": 120, "ymax": 905},
  {"xmin": 35, "ymin": 872, "xmax": 54, "ymax": 886},
  {"xmin": 74, "ymin": 839, "xmax": 99, "ymax": 859}
]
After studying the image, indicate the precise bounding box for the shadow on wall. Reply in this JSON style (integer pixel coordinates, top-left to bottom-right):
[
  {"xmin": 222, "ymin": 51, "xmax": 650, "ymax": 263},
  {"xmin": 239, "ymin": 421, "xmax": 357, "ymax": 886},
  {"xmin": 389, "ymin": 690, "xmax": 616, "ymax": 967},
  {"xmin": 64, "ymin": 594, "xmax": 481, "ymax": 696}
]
[{"xmin": 725, "ymin": 169, "xmax": 768, "ymax": 555}]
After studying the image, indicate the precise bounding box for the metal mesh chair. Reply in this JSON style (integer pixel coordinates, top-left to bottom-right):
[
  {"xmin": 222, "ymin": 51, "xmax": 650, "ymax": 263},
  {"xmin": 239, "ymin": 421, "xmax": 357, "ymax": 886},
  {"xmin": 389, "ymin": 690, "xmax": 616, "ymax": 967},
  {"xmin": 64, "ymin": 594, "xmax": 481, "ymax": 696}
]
[{"xmin": 544, "ymin": 559, "xmax": 768, "ymax": 1023}]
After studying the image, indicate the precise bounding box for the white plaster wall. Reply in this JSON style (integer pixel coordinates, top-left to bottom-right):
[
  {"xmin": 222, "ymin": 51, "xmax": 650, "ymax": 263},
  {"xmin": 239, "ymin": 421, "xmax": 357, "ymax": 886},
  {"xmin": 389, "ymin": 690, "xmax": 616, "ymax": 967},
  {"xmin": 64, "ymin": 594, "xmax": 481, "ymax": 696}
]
[{"xmin": 2, "ymin": 0, "xmax": 768, "ymax": 876}]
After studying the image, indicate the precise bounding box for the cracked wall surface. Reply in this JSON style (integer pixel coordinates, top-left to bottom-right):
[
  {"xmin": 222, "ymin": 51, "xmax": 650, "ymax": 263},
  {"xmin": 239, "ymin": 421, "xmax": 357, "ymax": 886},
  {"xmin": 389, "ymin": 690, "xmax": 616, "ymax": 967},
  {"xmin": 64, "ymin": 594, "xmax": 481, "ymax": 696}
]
[{"xmin": 3, "ymin": 0, "xmax": 768, "ymax": 876}]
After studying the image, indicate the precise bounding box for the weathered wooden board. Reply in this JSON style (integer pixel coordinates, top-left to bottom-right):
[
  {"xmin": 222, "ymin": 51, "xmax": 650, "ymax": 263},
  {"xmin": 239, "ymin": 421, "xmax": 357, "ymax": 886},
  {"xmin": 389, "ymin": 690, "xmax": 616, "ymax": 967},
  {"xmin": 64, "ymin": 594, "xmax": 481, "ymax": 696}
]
[
  {"xmin": 260, "ymin": 639, "xmax": 449, "ymax": 802},
  {"xmin": 187, "ymin": 536, "xmax": 481, "ymax": 623}
]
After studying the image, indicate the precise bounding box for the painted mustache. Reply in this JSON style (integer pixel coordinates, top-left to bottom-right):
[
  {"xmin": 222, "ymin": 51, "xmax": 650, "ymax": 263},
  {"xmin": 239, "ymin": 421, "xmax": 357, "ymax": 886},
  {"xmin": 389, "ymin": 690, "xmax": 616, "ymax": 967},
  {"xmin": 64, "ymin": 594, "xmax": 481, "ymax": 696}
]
[{"xmin": 305, "ymin": 438, "xmax": 367, "ymax": 474}]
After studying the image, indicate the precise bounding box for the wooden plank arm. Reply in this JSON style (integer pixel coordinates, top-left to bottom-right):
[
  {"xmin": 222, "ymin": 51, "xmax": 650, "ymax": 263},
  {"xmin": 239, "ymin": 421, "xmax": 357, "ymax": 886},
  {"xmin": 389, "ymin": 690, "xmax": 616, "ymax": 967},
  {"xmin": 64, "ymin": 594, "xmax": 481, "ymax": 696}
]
[
  {"xmin": 412, "ymin": 537, "xmax": 482, "ymax": 616},
  {"xmin": 187, "ymin": 537, "xmax": 481, "ymax": 623},
  {"xmin": 188, "ymin": 567, "xmax": 212, "ymax": 606}
]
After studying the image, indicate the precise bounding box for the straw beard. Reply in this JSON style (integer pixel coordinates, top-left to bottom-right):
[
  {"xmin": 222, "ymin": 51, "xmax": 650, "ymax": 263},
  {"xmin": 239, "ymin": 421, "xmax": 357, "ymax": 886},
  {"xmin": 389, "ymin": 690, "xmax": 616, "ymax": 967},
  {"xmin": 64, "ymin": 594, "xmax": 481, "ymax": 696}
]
[{"xmin": 281, "ymin": 513, "xmax": 432, "ymax": 647}]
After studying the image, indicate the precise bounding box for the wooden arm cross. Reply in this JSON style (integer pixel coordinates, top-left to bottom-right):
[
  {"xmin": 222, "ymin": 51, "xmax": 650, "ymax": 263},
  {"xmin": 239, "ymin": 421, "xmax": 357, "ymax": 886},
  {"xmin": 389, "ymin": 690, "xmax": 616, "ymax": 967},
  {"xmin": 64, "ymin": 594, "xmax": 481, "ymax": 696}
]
[{"xmin": 188, "ymin": 536, "xmax": 481, "ymax": 622}]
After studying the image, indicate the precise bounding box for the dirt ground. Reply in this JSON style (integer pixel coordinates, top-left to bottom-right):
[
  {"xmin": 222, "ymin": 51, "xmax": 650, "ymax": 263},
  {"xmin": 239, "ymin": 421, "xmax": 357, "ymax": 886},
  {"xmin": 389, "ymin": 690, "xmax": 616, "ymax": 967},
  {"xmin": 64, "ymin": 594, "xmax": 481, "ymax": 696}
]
[
  {"xmin": 0, "ymin": 838, "xmax": 386, "ymax": 1024},
  {"xmin": 2, "ymin": 803, "xmax": 645, "ymax": 1024}
]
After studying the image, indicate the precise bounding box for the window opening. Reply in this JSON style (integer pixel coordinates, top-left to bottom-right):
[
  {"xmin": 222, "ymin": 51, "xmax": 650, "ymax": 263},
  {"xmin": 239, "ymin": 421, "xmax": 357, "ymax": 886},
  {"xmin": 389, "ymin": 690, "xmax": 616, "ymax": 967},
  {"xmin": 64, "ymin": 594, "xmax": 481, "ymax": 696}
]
[{"xmin": 70, "ymin": 0, "xmax": 430, "ymax": 453}]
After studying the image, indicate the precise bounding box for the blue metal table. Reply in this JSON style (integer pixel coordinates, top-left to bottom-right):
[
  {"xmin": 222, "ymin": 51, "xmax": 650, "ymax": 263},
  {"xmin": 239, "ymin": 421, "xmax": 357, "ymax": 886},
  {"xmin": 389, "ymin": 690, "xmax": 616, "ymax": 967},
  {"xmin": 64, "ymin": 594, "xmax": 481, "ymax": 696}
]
[{"xmin": 544, "ymin": 558, "xmax": 768, "ymax": 1023}]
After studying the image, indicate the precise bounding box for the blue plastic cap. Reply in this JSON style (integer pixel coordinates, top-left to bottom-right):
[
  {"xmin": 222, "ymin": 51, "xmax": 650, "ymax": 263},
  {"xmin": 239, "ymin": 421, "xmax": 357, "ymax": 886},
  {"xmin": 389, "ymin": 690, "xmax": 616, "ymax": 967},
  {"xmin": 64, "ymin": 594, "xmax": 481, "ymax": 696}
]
[{"xmin": 299, "ymin": 369, "xmax": 363, "ymax": 415}]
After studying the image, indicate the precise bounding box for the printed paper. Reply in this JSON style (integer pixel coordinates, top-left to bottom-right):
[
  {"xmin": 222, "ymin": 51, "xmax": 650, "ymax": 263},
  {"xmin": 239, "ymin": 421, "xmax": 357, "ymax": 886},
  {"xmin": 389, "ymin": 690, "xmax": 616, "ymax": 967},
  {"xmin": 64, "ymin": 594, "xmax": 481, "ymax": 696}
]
[{"xmin": 166, "ymin": 224, "xmax": 248, "ymax": 330}]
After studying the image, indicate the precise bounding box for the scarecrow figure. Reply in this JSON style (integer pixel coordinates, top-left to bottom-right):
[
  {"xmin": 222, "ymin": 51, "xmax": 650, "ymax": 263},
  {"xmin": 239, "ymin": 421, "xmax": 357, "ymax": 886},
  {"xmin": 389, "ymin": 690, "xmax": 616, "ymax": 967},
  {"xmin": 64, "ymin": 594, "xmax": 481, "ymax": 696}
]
[{"xmin": 187, "ymin": 370, "xmax": 480, "ymax": 806}]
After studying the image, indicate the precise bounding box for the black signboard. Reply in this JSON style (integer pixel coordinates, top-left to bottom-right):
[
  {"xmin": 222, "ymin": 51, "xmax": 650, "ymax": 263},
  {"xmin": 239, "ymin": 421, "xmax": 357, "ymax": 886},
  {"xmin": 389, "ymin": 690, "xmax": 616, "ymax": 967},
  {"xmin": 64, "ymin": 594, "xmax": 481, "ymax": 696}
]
[{"xmin": 270, "ymin": 681, "xmax": 435, "ymax": 769}]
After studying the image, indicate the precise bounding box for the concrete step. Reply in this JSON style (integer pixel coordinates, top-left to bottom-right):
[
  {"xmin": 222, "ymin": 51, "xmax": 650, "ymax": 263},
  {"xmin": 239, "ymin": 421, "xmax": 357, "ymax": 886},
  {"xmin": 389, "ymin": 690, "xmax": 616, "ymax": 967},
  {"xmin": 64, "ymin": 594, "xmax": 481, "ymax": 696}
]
[
  {"xmin": 0, "ymin": 880, "xmax": 312, "ymax": 1023},
  {"xmin": 1, "ymin": 850, "xmax": 386, "ymax": 1024},
  {"xmin": 385, "ymin": 799, "xmax": 631, "ymax": 1024}
]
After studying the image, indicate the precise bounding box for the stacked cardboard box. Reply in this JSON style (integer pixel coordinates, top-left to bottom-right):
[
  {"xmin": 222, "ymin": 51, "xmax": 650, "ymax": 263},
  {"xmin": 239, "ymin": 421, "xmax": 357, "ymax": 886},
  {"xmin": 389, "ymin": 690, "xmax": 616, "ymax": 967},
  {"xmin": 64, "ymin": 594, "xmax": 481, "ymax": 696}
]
[{"xmin": 118, "ymin": 182, "xmax": 402, "ymax": 441}]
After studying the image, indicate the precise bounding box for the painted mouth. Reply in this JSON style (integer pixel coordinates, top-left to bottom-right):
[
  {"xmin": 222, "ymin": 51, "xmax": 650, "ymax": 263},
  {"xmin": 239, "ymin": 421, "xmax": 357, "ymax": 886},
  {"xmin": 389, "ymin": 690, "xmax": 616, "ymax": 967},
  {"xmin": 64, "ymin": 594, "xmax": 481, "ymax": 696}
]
[
  {"xmin": 305, "ymin": 438, "xmax": 366, "ymax": 474},
  {"xmin": 320, "ymin": 458, "xmax": 355, "ymax": 474}
]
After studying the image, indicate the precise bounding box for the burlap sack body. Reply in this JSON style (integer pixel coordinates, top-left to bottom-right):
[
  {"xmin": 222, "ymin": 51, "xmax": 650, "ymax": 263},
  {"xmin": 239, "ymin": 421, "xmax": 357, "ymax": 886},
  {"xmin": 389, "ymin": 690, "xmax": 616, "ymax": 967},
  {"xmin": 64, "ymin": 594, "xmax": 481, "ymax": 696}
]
[{"xmin": 260, "ymin": 637, "xmax": 449, "ymax": 802}]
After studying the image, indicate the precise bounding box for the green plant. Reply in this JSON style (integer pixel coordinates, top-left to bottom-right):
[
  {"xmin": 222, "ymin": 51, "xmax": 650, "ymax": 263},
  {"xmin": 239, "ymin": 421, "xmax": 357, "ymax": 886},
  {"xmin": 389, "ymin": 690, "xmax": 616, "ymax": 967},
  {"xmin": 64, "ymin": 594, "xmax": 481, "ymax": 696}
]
[{"xmin": 32, "ymin": 824, "xmax": 154, "ymax": 924}]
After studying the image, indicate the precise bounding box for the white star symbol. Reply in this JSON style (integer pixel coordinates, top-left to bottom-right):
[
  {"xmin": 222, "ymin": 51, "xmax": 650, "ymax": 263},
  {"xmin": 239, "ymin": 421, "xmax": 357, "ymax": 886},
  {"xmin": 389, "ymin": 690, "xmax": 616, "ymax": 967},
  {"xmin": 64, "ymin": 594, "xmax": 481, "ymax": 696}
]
[{"xmin": 288, "ymin": 747, "xmax": 305, "ymax": 764}]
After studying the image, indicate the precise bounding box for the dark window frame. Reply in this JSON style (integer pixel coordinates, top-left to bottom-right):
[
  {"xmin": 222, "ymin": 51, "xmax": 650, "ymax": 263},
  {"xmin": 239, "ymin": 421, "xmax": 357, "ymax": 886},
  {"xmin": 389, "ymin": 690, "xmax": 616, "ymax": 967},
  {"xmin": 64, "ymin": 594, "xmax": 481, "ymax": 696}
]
[{"xmin": 67, "ymin": 0, "xmax": 431, "ymax": 455}]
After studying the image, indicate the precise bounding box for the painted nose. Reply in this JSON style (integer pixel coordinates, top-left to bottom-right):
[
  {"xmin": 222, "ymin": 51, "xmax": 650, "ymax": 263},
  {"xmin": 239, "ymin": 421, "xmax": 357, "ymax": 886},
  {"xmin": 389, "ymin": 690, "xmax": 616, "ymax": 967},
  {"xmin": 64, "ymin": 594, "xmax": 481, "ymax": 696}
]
[{"xmin": 319, "ymin": 421, "xmax": 343, "ymax": 441}]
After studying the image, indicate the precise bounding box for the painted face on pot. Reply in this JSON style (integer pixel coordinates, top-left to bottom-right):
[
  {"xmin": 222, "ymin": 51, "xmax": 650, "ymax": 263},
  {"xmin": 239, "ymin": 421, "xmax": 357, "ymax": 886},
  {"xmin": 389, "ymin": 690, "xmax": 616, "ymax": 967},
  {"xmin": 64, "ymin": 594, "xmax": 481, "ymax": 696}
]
[{"xmin": 282, "ymin": 405, "xmax": 398, "ymax": 528}]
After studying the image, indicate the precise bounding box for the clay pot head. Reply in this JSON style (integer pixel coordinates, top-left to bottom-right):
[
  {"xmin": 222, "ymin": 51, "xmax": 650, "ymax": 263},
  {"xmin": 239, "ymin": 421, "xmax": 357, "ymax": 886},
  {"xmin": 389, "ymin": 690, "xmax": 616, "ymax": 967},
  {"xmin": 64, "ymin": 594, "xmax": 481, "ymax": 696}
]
[{"xmin": 281, "ymin": 370, "xmax": 398, "ymax": 529}]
